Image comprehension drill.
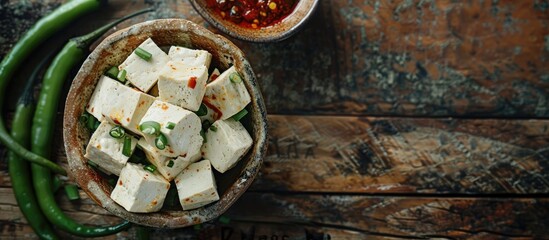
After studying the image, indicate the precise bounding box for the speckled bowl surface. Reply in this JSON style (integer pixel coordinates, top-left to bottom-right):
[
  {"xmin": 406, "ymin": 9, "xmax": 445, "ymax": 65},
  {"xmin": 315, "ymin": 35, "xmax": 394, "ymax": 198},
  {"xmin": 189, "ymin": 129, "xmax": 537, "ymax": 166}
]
[
  {"xmin": 63, "ymin": 19, "xmax": 268, "ymax": 228},
  {"xmin": 190, "ymin": 0, "xmax": 319, "ymax": 42}
]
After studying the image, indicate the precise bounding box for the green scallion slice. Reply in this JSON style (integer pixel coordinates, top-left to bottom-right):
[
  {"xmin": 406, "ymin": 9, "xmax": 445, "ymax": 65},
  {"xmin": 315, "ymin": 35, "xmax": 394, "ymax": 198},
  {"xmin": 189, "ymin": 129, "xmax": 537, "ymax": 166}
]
[
  {"xmin": 231, "ymin": 108, "xmax": 248, "ymax": 121},
  {"xmin": 122, "ymin": 136, "xmax": 132, "ymax": 157},
  {"xmin": 86, "ymin": 115, "xmax": 97, "ymax": 130},
  {"xmin": 155, "ymin": 133, "xmax": 168, "ymax": 150},
  {"xmin": 144, "ymin": 164, "xmax": 157, "ymax": 173},
  {"xmin": 167, "ymin": 160, "xmax": 174, "ymax": 168},
  {"xmin": 166, "ymin": 122, "xmax": 176, "ymax": 130},
  {"xmin": 64, "ymin": 184, "xmax": 80, "ymax": 201},
  {"xmin": 200, "ymin": 129, "xmax": 207, "ymax": 143},
  {"xmin": 109, "ymin": 126, "xmax": 125, "ymax": 138},
  {"xmin": 139, "ymin": 121, "xmax": 161, "ymax": 135},
  {"xmin": 117, "ymin": 69, "xmax": 127, "ymax": 83},
  {"xmin": 93, "ymin": 120, "xmax": 100, "ymax": 130},
  {"xmin": 209, "ymin": 125, "xmax": 217, "ymax": 132},
  {"xmin": 135, "ymin": 47, "xmax": 152, "ymax": 61},
  {"xmin": 195, "ymin": 103, "xmax": 208, "ymax": 116},
  {"xmin": 106, "ymin": 66, "xmax": 119, "ymax": 79},
  {"xmin": 229, "ymin": 72, "xmax": 242, "ymax": 83},
  {"xmin": 79, "ymin": 112, "xmax": 90, "ymax": 124}
]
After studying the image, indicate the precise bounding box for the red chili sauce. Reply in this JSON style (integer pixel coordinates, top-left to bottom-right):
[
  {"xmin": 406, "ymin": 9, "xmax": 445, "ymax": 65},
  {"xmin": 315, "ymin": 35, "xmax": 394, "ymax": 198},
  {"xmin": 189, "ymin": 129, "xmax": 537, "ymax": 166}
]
[{"xmin": 206, "ymin": 0, "xmax": 299, "ymax": 28}]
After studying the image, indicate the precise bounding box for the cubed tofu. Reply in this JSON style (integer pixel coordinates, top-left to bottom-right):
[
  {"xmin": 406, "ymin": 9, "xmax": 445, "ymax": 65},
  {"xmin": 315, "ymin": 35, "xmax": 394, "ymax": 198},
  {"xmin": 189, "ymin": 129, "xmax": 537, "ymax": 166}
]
[
  {"xmin": 111, "ymin": 163, "xmax": 170, "ymax": 213},
  {"xmin": 139, "ymin": 100, "xmax": 203, "ymax": 158},
  {"xmin": 158, "ymin": 61, "xmax": 208, "ymax": 111},
  {"xmin": 174, "ymin": 160, "xmax": 219, "ymax": 210},
  {"xmin": 86, "ymin": 75, "xmax": 117, "ymax": 121},
  {"xmin": 168, "ymin": 46, "xmax": 212, "ymax": 68},
  {"xmin": 201, "ymin": 119, "xmax": 252, "ymax": 173},
  {"xmin": 207, "ymin": 68, "xmax": 220, "ymax": 84},
  {"xmin": 203, "ymin": 66, "xmax": 251, "ymax": 120},
  {"xmin": 119, "ymin": 38, "xmax": 169, "ymax": 92},
  {"xmin": 84, "ymin": 121, "xmax": 138, "ymax": 175},
  {"xmin": 138, "ymin": 138, "xmax": 200, "ymax": 181},
  {"xmin": 90, "ymin": 77, "xmax": 154, "ymax": 135}
]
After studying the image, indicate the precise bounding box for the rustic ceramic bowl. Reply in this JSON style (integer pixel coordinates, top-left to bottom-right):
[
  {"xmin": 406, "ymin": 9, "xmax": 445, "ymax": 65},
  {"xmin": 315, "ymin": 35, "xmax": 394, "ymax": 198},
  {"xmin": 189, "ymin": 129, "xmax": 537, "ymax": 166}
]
[
  {"xmin": 190, "ymin": 0, "xmax": 320, "ymax": 42},
  {"xmin": 63, "ymin": 19, "xmax": 268, "ymax": 228}
]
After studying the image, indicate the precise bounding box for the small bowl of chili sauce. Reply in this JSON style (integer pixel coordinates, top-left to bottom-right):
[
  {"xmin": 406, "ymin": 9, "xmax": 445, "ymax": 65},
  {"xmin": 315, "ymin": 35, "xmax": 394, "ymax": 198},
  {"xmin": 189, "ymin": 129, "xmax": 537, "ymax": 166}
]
[{"xmin": 190, "ymin": 0, "xmax": 319, "ymax": 42}]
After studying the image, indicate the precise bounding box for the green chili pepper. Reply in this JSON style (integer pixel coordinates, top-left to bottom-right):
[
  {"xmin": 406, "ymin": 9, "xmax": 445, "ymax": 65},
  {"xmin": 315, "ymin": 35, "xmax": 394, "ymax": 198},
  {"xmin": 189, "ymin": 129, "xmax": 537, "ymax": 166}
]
[
  {"xmin": 0, "ymin": 0, "xmax": 103, "ymax": 176},
  {"xmin": 8, "ymin": 55, "xmax": 59, "ymax": 240},
  {"xmin": 30, "ymin": 9, "xmax": 152, "ymax": 237}
]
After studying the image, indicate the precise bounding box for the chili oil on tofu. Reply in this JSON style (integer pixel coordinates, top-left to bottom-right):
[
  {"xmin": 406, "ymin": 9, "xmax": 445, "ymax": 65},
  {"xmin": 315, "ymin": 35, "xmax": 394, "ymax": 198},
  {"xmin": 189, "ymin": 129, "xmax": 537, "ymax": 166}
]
[{"xmin": 82, "ymin": 38, "xmax": 252, "ymax": 213}]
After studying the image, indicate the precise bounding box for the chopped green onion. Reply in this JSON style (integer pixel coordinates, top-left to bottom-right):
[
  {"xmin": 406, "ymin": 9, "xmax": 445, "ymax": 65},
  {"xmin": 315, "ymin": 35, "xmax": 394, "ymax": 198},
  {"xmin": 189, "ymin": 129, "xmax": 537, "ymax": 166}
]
[
  {"xmin": 231, "ymin": 108, "xmax": 248, "ymax": 121},
  {"xmin": 106, "ymin": 66, "xmax": 119, "ymax": 79},
  {"xmin": 218, "ymin": 216, "xmax": 231, "ymax": 224},
  {"xmin": 86, "ymin": 115, "xmax": 97, "ymax": 130},
  {"xmin": 144, "ymin": 164, "xmax": 156, "ymax": 173},
  {"xmin": 107, "ymin": 178, "xmax": 117, "ymax": 187},
  {"xmin": 200, "ymin": 129, "xmax": 207, "ymax": 143},
  {"xmin": 229, "ymin": 72, "xmax": 242, "ymax": 83},
  {"xmin": 167, "ymin": 160, "xmax": 174, "ymax": 168},
  {"xmin": 93, "ymin": 120, "xmax": 100, "ymax": 130},
  {"xmin": 88, "ymin": 160, "xmax": 98, "ymax": 168},
  {"xmin": 195, "ymin": 103, "xmax": 207, "ymax": 116},
  {"xmin": 209, "ymin": 125, "xmax": 217, "ymax": 132},
  {"xmin": 135, "ymin": 47, "xmax": 152, "ymax": 61},
  {"xmin": 109, "ymin": 126, "xmax": 125, "ymax": 138},
  {"xmin": 117, "ymin": 69, "xmax": 127, "ymax": 83},
  {"xmin": 139, "ymin": 121, "xmax": 161, "ymax": 135},
  {"xmin": 52, "ymin": 176, "xmax": 62, "ymax": 193},
  {"xmin": 64, "ymin": 184, "xmax": 80, "ymax": 201},
  {"xmin": 193, "ymin": 224, "xmax": 202, "ymax": 231},
  {"xmin": 155, "ymin": 133, "xmax": 168, "ymax": 150},
  {"xmin": 122, "ymin": 136, "xmax": 132, "ymax": 157},
  {"xmin": 201, "ymin": 120, "xmax": 211, "ymax": 130},
  {"xmin": 166, "ymin": 122, "xmax": 176, "ymax": 130},
  {"xmin": 79, "ymin": 112, "xmax": 90, "ymax": 124}
]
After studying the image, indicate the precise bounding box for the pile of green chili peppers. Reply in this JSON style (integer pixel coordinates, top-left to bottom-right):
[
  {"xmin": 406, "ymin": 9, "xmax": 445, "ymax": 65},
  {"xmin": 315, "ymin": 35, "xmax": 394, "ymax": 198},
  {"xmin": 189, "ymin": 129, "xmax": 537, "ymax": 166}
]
[{"xmin": 0, "ymin": 0, "xmax": 152, "ymax": 238}]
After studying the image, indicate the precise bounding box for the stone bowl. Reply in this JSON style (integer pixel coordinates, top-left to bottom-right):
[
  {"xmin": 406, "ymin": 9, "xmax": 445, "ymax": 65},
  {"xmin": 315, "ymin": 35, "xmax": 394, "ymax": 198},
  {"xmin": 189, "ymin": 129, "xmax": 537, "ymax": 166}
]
[
  {"xmin": 189, "ymin": 0, "xmax": 320, "ymax": 42},
  {"xmin": 63, "ymin": 19, "xmax": 268, "ymax": 228}
]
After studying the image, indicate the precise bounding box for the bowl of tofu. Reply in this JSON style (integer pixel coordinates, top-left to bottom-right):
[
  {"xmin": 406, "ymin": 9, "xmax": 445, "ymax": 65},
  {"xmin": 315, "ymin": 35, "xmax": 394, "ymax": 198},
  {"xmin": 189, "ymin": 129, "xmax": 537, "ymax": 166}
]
[{"xmin": 63, "ymin": 19, "xmax": 268, "ymax": 228}]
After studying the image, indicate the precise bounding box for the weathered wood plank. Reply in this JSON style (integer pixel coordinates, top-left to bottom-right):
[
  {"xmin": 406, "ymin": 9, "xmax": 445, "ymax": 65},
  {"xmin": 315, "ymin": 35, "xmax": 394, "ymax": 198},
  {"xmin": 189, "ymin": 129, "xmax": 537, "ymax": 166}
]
[
  {"xmin": 253, "ymin": 115, "xmax": 549, "ymax": 194},
  {"xmin": 2, "ymin": 115, "xmax": 549, "ymax": 194},
  {"xmin": 1, "ymin": 0, "xmax": 548, "ymax": 117},
  {"xmin": 1, "ymin": 188, "xmax": 548, "ymax": 239}
]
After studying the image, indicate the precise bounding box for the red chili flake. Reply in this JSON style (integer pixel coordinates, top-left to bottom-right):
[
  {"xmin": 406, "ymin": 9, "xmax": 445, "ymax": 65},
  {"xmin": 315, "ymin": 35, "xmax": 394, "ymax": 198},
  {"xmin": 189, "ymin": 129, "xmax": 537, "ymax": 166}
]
[
  {"xmin": 210, "ymin": 74, "xmax": 219, "ymax": 81},
  {"xmin": 202, "ymin": 98, "xmax": 223, "ymax": 120},
  {"xmin": 118, "ymin": 180, "xmax": 123, "ymax": 186},
  {"xmin": 188, "ymin": 77, "xmax": 197, "ymax": 89},
  {"xmin": 113, "ymin": 118, "xmax": 121, "ymax": 125}
]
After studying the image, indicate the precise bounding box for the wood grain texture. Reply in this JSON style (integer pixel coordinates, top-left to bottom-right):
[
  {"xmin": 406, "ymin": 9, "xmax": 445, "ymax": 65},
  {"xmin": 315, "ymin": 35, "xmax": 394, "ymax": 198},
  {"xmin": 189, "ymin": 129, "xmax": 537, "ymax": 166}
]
[
  {"xmin": 1, "ymin": 0, "xmax": 548, "ymax": 117},
  {"xmin": 253, "ymin": 115, "xmax": 549, "ymax": 194},
  {"xmin": 1, "ymin": 187, "xmax": 548, "ymax": 239}
]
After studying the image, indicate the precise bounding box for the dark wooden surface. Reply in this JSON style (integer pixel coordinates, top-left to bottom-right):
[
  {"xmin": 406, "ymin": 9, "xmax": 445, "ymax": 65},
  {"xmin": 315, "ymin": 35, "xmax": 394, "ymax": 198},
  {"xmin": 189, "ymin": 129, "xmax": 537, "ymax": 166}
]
[{"xmin": 1, "ymin": 0, "xmax": 549, "ymax": 239}]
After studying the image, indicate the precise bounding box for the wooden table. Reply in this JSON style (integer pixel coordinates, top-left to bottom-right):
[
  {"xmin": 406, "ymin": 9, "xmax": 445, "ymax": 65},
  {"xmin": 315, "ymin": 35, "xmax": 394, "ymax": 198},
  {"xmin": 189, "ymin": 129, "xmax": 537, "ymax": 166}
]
[{"xmin": 1, "ymin": 0, "xmax": 549, "ymax": 239}]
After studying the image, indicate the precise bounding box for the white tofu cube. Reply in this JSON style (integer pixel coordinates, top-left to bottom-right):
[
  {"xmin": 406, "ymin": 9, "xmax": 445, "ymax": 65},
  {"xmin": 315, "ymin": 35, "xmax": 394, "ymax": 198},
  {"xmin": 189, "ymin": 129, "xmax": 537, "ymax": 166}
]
[
  {"xmin": 96, "ymin": 79, "xmax": 155, "ymax": 135},
  {"xmin": 86, "ymin": 75, "xmax": 116, "ymax": 121},
  {"xmin": 175, "ymin": 160, "xmax": 219, "ymax": 210},
  {"xmin": 168, "ymin": 46, "xmax": 212, "ymax": 68},
  {"xmin": 203, "ymin": 66, "xmax": 251, "ymax": 120},
  {"xmin": 110, "ymin": 163, "xmax": 170, "ymax": 213},
  {"xmin": 84, "ymin": 121, "xmax": 138, "ymax": 175},
  {"xmin": 201, "ymin": 119, "xmax": 252, "ymax": 173},
  {"xmin": 138, "ymin": 138, "xmax": 200, "ymax": 181},
  {"xmin": 158, "ymin": 62, "xmax": 208, "ymax": 111},
  {"xmin": 119, "ymin": 38, "xmax": 169, "ymax": 92},
  {"xmin": 139, "ymin": 100, "xmax": 203, "ymax": 158}
]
